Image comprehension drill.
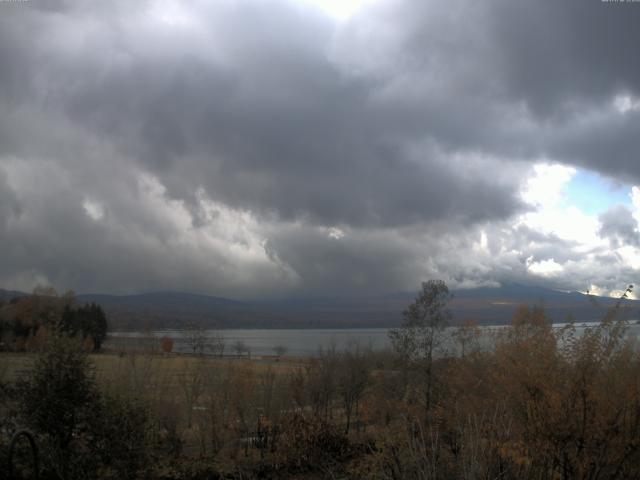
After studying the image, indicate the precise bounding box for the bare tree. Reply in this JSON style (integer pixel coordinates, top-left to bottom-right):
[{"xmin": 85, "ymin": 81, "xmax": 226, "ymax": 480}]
[
  {"xmin": 178, "ymin": 358, "xmax": 206, "ymax": 428},
  {"xmin": 306, "ymin": 346, "xmax": 338, "ymax": 420},
  {"xmin": 210, "ymin": 329, "xmax": 226, "ymax": 357},
  {"xmin": 234, "ymin": 339, "xmax": 247, "ymax": 357},
  {"xmin": 185, "ymin": 321, "xmax": 210, "ymax": 355},
  {"xmin": 389, "ymin": 280, "xmax": 451, "ymax": 414},
  {"xmin": 452, "ymin": 319, "xmax": 482, "ymax": 358},
  {"xmin": 337, "ymin": 344, "xmax": 371, "ymax": 433},
  {"xmin": 273, "ymin": 344, "xmax": 287, "ymax": 360}
]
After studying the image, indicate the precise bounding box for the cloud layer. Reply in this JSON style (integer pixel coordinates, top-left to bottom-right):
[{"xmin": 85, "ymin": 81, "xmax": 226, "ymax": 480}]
[{"xmin": 1, "ymin": 0, "xmax": 640, "ymax": 297}]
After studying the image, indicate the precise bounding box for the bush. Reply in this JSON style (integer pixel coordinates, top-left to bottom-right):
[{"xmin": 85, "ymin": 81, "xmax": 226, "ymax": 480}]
[
  {"xmin": 16, "ymin": 334, "xmax": 98, "ymax": 478},
  {"xmin": 272, "ymin": 413, "xmax": 350, "ymax": 474},
  {"xmin": 15, "ymin": 333, "xmax": 154, "ymax": 479},
  {"xmin": 90, "ymin": 394, "xmax": 155, "ymax": 479}
]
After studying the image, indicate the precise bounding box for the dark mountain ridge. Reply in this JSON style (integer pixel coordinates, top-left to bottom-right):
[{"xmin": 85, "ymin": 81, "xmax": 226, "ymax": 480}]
[{"xmin": 1, "ymin": 283, "xmax": 636, "ymax": 330}]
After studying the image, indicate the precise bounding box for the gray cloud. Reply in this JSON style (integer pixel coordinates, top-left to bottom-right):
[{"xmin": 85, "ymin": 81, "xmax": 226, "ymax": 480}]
[
  {"xmin": 599, "ymin": 205, "xmax": 640, "ymax": 248},
  {"xmin": 0, "ymin": 169, "xmax": 20, "ymax": 229},
  {"xmin": 487, "ymin": 1, "xmax": 640, "ymax": 116},
  {"xmin": 0, "ymin": 1, "xmax": 529, "ymax": 229},
  {"xmin": 337, "ymin": 0, "xmax": 640, "ymax": 177},
  {"xmin": 0, "ymin": 0, "xmax": 639, "ymax": 296}
]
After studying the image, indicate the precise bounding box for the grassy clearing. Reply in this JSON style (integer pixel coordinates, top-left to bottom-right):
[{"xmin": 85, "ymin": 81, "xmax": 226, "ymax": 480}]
[
  {"xmin": 3, "ymin": 350, "xmax": 309, "ymax": 457},
  {"xmin": 0, "ymin": 353, "xmax": 35, "ymax": 382},
  {"xmin": 1, "ymin": 351, "xmax": 303, "ymax": 379}
]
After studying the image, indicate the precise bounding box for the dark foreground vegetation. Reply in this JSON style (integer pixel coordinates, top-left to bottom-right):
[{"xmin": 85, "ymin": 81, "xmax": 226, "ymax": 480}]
[
  {"xmin": 2, "ymin": 281, "xmax": 640, "ymax": 479},
  {"xmin": 0, "ymin": 287, "xmax": 107, "ymax": 353}
]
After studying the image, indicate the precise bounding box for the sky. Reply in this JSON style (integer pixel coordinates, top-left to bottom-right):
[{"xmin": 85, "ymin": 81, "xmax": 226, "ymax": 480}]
[{"xmin": 1, "ymin": 0, "xmax": 640, "ymax": 299}]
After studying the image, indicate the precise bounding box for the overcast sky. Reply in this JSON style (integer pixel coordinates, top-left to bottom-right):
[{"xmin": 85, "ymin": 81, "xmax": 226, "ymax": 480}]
[{"xmin": 1, "ymin": 0, "xmax": 640, "ymax": 298}]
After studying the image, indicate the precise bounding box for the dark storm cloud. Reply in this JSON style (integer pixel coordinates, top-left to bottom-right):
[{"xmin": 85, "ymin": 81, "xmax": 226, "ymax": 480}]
[
  {"xmin": 491, "ymin": 0, "xmax": 640, "ymax": 179},
  {"xmin": 0, "ymin": 0, "xmax": 523, "ymax": 229},
  {"xmin": 341, "ymin": 0, "xmax": 640, "ymax": 177},
  {"xmin": 488, "ymin": 0, "xmax": 640, "ymax": 117},
  {"xmin": 548, "ymin": 108, "xmax": 640, "ymax": 181},
  {"xmin": 0, "ymin": 0, "xmax": 639, "ymax": 296}
]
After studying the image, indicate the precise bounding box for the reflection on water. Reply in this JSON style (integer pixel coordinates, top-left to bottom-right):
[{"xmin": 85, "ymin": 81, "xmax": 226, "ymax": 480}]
[{"xmin": 109, "ymin": 321, "xmax": 640, "ymax": 357}]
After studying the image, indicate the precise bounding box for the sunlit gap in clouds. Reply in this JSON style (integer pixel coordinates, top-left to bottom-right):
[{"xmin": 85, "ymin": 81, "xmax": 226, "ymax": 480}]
[
  {"xmin": 293, "ymin": 0, "xmax": 379, "ymax": 21},
  {"xmin": 149, "ymin": 0, "xmax": 194, "ymax": 27},
  {"xmin": 150, "ymin": 0, "xmax": 379, "ymax": 24},
  {"xmin": 515, "ymin": 163, "xmax": 640, "ymax": 297}
]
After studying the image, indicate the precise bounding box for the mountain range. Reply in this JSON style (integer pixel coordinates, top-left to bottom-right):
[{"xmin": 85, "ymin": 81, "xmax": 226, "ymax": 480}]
[{"xmin": 2, "ymin": 283, "xmax": 637, "ymax": 330}]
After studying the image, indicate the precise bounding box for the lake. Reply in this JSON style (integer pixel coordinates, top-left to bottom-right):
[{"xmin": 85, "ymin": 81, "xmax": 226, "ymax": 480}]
[
  {"xmin": 109, "ymin": 321, "xmax": 640, "ymax": 357},
  {"xmin": 109, "ymin": 328, "xmax": 391, "ymax": 356}
]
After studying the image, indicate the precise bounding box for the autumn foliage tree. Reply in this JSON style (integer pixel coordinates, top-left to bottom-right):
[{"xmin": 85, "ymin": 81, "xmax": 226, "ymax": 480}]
[
  {"xmin": 160, "ymin": 336, "xmax": 174, "ymax": 354},
  {"xmin": 0, "ymin": 289, "xmax": 108, "ymax": 352}
]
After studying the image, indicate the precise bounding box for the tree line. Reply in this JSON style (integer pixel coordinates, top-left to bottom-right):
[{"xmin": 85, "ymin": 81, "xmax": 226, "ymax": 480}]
[{"xmin": 0, "ymin": 287, "xmax": 108, "ymax": 352}]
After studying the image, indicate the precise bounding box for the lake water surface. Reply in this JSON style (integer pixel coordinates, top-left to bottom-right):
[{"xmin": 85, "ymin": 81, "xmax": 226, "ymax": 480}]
[{"xmin": 110, "ymin": 321, "xmax": 640, "ymax": 357}]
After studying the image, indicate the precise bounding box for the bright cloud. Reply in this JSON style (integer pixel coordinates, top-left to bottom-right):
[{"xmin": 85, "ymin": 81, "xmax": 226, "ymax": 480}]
[
  {"xmin": 82, "ymin": 199, "xmax": 105, "ymax": 221},
  {"xmin": 510, "ymin": 163, "xmax": 640, "ymax": 293},
  {"xmin": 326, "ymin": 227, "xmax": 346, "ymax": 239},
  {"xmin": 519, "ymin": 164, "xmax": 602, "ymax": 247},
  {"xmin": 149, "ymin": 0, "xmax": 195, "ymax": 27},
  {"xmin": 527, "ymin": 257, "xmax": 563, "ymax": 277},
  {"xmin": 294, "ymin": 0, "xmax": 378, "ymax": 20},
  {"xmin": 614, "ymin": 94, "xmax": 640, "ymax": 114},
  {"xmin": 521, "ymin": 164, "xmax": 576, "ymax": 209}
]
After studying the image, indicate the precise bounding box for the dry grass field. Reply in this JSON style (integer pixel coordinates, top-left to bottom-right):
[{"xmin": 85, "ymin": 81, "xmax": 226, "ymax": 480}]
[{"xmin": 1, "ymin": 348, "xmax": 337, "ymax": 478}]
